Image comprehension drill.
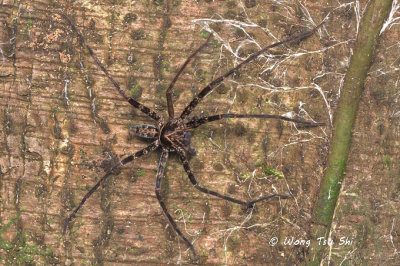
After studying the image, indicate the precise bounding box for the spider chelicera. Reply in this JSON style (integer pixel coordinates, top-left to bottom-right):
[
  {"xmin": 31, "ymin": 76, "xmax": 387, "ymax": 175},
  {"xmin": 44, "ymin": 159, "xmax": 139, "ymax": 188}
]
[{"xmin": 57, "ymin": 11, "xmax": 325, "ymax": 260}]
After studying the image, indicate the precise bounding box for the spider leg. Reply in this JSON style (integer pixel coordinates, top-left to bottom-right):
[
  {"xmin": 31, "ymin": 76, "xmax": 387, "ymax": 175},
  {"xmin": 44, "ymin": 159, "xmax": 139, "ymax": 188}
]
[
  {"xmin": 180, "ymin": 21, "xmax": 325, "ymax": 119},
  {"xmin": 155, "ymin": 149, "xmax": 198, "ymax": 260},
  {"xmin": 63, "ymin": 140, "xmax": 160, "ymax": 234},
  {"xmin": 177, "ymin": 148, "xmax": 290, "ymax": 209},
  {"xmin": 166, "ymin": 35, "xmax": 212, "ymax": 119},
  {"xmin": 186, "ymin": 113, "xmax": 325, "ymax": 129},
  {"xmin": 56, "ymin": 11, "xmax": 162, "ymax": 122}
]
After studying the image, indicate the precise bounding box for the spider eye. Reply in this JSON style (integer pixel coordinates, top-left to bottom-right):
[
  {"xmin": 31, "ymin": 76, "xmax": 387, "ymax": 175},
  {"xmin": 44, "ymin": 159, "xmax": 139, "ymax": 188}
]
[
  {"xmin": 183, "ymin": 132, "xmax": 196, "ymax": 156},
  {"xmin": 188, "ymin": 147, "xmax": 197, "ymax": 156},
  {"xmin": 183, "ymin": 132, "xmax": 192, "ymax": 146}
]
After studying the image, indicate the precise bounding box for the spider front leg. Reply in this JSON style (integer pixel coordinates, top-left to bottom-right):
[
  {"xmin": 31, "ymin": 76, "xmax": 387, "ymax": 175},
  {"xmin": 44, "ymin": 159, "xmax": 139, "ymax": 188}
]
[
  {"xmin": 155, "ymin": 149, "xmax": 199, "ymax": 260},
  {"xmin": 177, "ymin": 148, "xmax": 291, "ymax": 209},
  {"xmin": 166, "ymin": 35, "xmax": 212, "ymax": 119},
  {"xmin": 63, "ymin": 140, "xmax": 160, "ymax": 234},
  {"xmin": 180, "ymin": 21, "xmax": 325, "ymax": 119},
  {"xmin": 186, "ymin": 113, "xmax": 326, "ymax": 129}
]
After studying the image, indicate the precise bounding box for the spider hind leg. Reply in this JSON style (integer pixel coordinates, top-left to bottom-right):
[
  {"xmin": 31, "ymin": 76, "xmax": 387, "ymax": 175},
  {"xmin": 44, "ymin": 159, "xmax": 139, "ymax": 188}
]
[{"xmin": 155, "ymin": 149, "xmax": 199, "ymax": 260}]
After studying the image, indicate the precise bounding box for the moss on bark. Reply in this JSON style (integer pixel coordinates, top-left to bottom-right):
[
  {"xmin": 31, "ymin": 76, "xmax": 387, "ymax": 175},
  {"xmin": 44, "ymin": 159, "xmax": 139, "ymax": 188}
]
[{"xmin": 308, "ymin": 0, "xmax": 393, "ymax": 264}]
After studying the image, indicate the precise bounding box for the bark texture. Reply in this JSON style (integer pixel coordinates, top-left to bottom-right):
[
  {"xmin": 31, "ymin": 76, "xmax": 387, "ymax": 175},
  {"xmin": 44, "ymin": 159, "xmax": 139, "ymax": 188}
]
[{"xmin": 1, "ymin": 0, "xmax": 397, "ymax": 265}]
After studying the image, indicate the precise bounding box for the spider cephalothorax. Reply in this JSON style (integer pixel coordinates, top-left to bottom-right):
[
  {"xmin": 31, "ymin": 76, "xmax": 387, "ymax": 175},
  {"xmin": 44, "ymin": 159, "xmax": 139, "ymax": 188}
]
[
  {"xmin": 161, "ymin": 118, "xmax": 197, "ymax": 155},
  {"xmin": 58, "ymin": 11, "xmax": 325, "ymax": 261},
  {"xmin": 132, "ymin": 118, "xmax": 197, "ymax": 155}
]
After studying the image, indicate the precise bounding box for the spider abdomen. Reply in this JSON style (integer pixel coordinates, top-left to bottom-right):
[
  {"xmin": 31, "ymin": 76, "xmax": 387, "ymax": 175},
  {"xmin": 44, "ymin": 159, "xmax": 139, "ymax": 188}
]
[{"xmin": 131, "ymin": 124, "xmax": 159, "ymax": 139}]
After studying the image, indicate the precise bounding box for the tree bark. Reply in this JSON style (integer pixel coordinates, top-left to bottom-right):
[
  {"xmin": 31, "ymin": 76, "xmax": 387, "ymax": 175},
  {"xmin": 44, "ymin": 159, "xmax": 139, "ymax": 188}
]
[{"xmin": 2, "ymin": 0, "xmax": 397, "ymax": 265}]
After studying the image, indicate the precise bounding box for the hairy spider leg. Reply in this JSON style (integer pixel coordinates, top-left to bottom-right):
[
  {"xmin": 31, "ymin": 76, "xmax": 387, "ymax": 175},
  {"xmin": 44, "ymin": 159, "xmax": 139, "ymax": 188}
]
[
  {"xmin": 186, "ymin": 113, "xmax": 326, "ymax": 129},
  {"xmin": 63, "ymin": 140, "xmax": 160, "ymax": 234},
  {"xmin": 179, "ymin": 21, "xmax": 325, "ymax": 120},
  {"xmin": 246, "ymin": 194, "xmax": 291, "ymax": 208},
  {"xmin": 155, "ymin": 149, "xmax": 199, "ymax": 260},
  {"xmin": 166, "ymin": 35, "xmax": 212, "ymax": 119},
  {"xmin": 56, "ymin": 11, "xmax": 162, "ymax": 122},
  {"xmin": 177, "ymin": 148, "xmax": 290, "ymax": 210}
]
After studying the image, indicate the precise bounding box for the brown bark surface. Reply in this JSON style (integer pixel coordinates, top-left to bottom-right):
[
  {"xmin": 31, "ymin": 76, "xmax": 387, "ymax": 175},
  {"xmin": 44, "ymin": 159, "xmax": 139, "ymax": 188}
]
[{"xmin": 1, "ymin": 0, "xmax": 397, "ymax": 265}]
